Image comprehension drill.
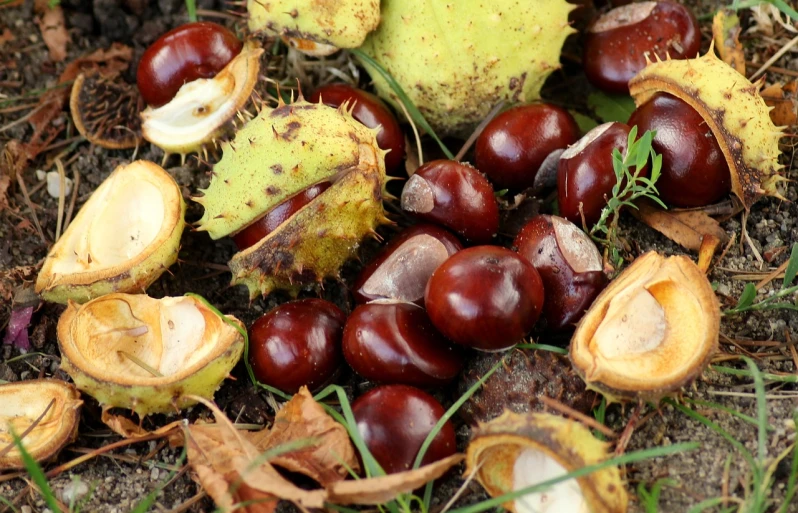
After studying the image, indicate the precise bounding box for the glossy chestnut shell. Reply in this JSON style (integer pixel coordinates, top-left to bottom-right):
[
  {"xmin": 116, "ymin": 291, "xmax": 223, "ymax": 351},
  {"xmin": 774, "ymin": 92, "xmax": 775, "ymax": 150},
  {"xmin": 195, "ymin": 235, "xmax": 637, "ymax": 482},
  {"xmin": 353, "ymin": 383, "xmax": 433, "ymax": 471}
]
[
  {"xmin": 583, "ymin": 1, "xmax": 701, "ymax": 94},
  {"xmin": 424, "ymin": 246, "xmax": 545, "ymax": 351},
  {"xmin": 628, "ymin": 92, "xmax": 731, "ymax": 208},
  {"xmin": 475, "ymin": 104, "xmax": 580, "ymax": 190},
  {"xmin": 342, "ymin": 300, "xmax": 465, "ymax": 387},
  {"xmin": 352, "ymin": 224, "xmax": 462, "ymax": 305},
  {"xmin": 248, "ymin": 298, "xmax": 345, "ymax": 393},
  {"xmin": 401, "ymin": 160, "xmax": 499, "ymax": 244},
  {"xmin": 233, "ymin": 182, "xmax": 331, "ymax": 250},
  {"xmin": 137, "ymin": 22, "xmax": 243, "ymax": 107},
  {"xmin": 352, "ymin": 384, "xmax": 456, "ymax": 474},
  {"xmin": 558, "ymin": 122, "xmax": 639, "ymax": 227},
  {"xmin": 310, "ymin": 84, "xmax": 406, "ymax": 176},
  {"xmin": 514, "ymin": 215, "xmax": 608, "ymax": 331}
]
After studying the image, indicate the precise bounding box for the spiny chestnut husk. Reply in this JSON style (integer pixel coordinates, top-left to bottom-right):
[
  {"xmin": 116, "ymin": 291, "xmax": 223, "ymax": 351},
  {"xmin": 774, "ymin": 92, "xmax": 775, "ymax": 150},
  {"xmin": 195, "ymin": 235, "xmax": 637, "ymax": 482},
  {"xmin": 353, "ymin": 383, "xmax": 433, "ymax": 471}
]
[
  {"xmin": 140, "ymin": 40, "xmax": 262, "ymax": 159},
  {"xmin": 247, "ymin": 0, "xmax": 380, "ymax": 56},
  {"xmin": 628, "ymin": 49, "xmax": 786, "ymax": 209},
  {"xmin": 466, "ymin": 411, "xmax": 628, "ymax": 513},
  {"xmin": 569, "ymin": 252, "xmax": 720, "ymax": 404},
  {"xmin": 57, "ymin": 293, "xmax": 244, "ymax": 416},
  {"xmin": 358, "ymin": 0, "xmax": 576, "ymax": 135},
  {"xmin": 35, "ymin": 160, "xmax": 185, "ymax": 304},
  {"xmin": 194, "ymin": 98, "xmax": 389, "ymax": 298},
  {"xmin": 0, "ymin": 380, "xmax": 82, "ymax": 470}
]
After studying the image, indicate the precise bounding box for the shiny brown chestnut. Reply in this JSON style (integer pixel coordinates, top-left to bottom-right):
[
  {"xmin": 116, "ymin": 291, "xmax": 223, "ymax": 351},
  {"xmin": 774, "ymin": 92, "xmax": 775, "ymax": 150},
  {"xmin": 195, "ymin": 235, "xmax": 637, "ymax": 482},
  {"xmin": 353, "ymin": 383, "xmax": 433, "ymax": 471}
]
[
  {"xmin": 583, "ymin": 1, "xmax": 700, "ymax": 94},
  {"xmin": 475, "ymin": 104, "xmax": 580, "ymax": 190},
  {"xmin": 352, "ymin": 224, "xmax": 462, "ymax": 305},
  {"xmin": 401, "ymin": 160, "xmax": 499, "ymax": 244},
  {"xmin": 558, "ymin": 121, "xmax": 642, "ymax": 227},
  {"xmin": 514, "ymin": 215, "xmax": 608, "ymax": 331},
  {"xmin": 424, "ymin": 246, "xmax": 545, "ymax": 352},
  {"xmin": 352, "ymin": 384, "xmax": 456, "ymax": 474},
  {"xmin": 137, "ymin": 22, "xmax": 243, "ymax": 107},
  {"xmin": 342, "ymin": 300, "xmax": 465, "ymax": 387},
  {"xmin": 310, "ymin": 84, "xmax": 406, "ymax": 176},
  {"xmin": 233, "ymin": 182, "xmax": 331, "ymax": 250},
  {"xmin": 628, "ymin": 92, "xmax": 731, "ymax": 208},
  {"xmin": 249, "ymin": 298, "xmax": 345, "ymax": 393}
]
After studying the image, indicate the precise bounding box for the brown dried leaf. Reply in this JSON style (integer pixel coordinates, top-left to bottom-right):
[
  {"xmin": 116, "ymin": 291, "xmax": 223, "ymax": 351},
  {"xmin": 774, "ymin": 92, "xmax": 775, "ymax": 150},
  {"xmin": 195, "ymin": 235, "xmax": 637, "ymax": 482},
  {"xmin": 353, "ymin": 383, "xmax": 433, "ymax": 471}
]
[
  {"xmin": 0, "ymin": 174, "xmax": 9, "ymax": 213},
  {"xmin": 0, "ymin": 28, "xmax": 15, "ymax": 46},
  {"xmin": 630, "ymin": 199, "xmax": 729, "ymax": 251},
  {"xmin": 328, "ymin": 453, "xmax": 463, "ymax": 505},
  {"xmin": 100, "ymin": 408, "xmax": 184, "ymax": 443},
  {"xmin": 34, "ymin": 0, "xmax": 68, "ymax": 62},
  {"xmin": 761, "ymin": 82, "xmax": 798, "ymax": 127},
  {"xmin": 712, "ymin": 10, "xmax": 746, "ymax": 75},
  {"xmin": 246, "ymin": 387, "xmax": 359, "ymax": 486}
]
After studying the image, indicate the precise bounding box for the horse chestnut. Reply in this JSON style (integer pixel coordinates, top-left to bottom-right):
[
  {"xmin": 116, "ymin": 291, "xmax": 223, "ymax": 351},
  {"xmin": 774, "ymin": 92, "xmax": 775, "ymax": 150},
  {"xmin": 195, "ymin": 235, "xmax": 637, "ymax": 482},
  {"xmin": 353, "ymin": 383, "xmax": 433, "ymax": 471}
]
[
  {"xmin": 627, "ymin": 92, "xmax": 731, "ymax": 208},
  {"xmin": 514, "ymin": 215, "xmax": 608, "ymax": 331},
  {"xmin": 310, "ymin": 84, "xmax": 406, "ymax": 176},
  {"xmin": 342, "ymin": 300, "xmax": 465, "ymax": 388},
  {"xmin": 352, "ymin": 224, "xmax": 462, "ymax": 305},
  {"xmin": 583, "ymin": 1, "xmax": 700, "ymax": 94},
  {"xmin": 424, "ymin": 246, "xmax": 544, "ymax": 351},
  {"xmin": 137, "ymin": 22, "xmax": 243, "ymax": 107},
  {"xmin": 401, "ymin": 160, "xmax": 499, "ymax": 244},
  {"xmin": 352, "ymin": 384, "xmax": 456, "ymax": 474},
  {"xmin": 475, "ymin": 104, "xmax": 580, "ymax": 190},
  {"xmin": 248, "ymin": 299, "xmax": 345, "ymax": 393}
]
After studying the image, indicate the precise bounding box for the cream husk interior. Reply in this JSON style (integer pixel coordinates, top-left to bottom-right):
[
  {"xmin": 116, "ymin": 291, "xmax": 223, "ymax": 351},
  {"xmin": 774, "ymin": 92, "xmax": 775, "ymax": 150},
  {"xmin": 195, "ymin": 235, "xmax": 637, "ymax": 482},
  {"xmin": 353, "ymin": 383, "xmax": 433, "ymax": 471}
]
[
  {"xmin": 63, "ymin": 295, "xmax": 238, "ymax": 384},
  {"xmin": 38, "ymin": 160, "xmax": 181, "ymax": 287},
  {"xmin": 513, "ymin": 448, "xmax": 588, "ymax": 513},
  {"xmin": 0, "ymin": 381, "xmax": 81, "ymax": 466}
]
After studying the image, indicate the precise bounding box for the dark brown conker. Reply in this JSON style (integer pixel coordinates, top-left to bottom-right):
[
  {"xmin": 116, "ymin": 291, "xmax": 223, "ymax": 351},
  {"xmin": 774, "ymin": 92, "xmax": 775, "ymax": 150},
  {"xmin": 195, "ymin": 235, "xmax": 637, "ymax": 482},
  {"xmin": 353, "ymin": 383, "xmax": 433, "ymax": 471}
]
[
  {"xmin": 401, "ymin": 160, "xmax": 499, "ymax": 244},
  {"xmin": 475, "ymin": 104, "xmax": 580, "ymax": 191},
  {"xmin": 627, "ymin": 92, "xmax": 731, "ymax": 208},
  {"xmin": 514, "ymin": 215, "xmax": 608, "ymax": 331},
  {"xmin": 424, "ymin": 246, "xmax": 545, "ymax": 352},
  {"xmin": 248, "ymin": 299, "xmax": 345, "ymax": 393},
  {"xmin": 583, "ymin": 1, "xmax": 701, "ymax": 94},
  {"xmin": 352, "ymin": 384, "xmax": 456, "ymax": 474},
  {"xmin": 351, "ymin": 224, "xmax": 462, "ymax": 305}
]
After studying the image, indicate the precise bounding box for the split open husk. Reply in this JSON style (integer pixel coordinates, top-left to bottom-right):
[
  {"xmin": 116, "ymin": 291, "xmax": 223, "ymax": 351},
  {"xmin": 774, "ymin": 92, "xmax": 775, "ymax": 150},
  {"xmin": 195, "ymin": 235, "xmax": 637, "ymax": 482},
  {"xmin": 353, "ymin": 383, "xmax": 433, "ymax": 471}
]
[
  {"xmin": 0, "ymin": 380, "xmax": 82, "ymax": 470},
  {"xmin": 35, "ymin": 160, "xmax": 185, "ymax": 304},
  {"xmin": 466, "ymin": 411, "xmax": 628, "ymax": 513},
  {"xmin": 57, "ymin": 293, "xmax": 244, "ymax": 416},
  {"xmin": 569, "ymin": 252, "xmax": 720, "ymax": 403}
]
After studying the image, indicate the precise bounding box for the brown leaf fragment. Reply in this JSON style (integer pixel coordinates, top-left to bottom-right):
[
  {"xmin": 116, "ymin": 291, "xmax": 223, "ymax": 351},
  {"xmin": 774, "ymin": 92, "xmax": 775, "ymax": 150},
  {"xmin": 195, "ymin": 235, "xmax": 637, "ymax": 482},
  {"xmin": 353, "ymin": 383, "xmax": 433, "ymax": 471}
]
[
  {"xmin": 327, "ymin": 454, "xmax": 464, "ymax": 505},
  {"xmin": 712, "ymin": 10, "xmax": 746, "ymax": 75},
  {"xmin": 630, "ymin": 199, "xmax": 729, "ymax": 251},
  {"xmin": 34, "ymin": 0, "xmax": 69, "ymax": 62},
  {"xmin": 0, "ymin": 28, "xmax": 15, "ymax": 46},
  {"xmin": 761, "ymin": 82, "xmax": 798, "ymax": 127},
  {"xmin": 100, "ymin": 408, "xmax": 184, "ymax": 442},
  {"xmin": 246, "ymin": 387, "xmax": 359, "ymax": 486},
  {"xmin": 0, "ymin": 174, "xmax": 9, "ymax": 213}
]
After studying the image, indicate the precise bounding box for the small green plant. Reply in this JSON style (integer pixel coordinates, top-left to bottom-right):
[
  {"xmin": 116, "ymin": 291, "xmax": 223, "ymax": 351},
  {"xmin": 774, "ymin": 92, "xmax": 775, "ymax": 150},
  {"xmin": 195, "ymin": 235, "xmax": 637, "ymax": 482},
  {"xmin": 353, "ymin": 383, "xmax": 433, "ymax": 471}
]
[
  {"xmin": 589, "ymin": 126, "xmax": 664, "ymax": 268},
  {"xmin": 725, "ymin": 243, "xmax": 798, "ymax": 315},
  {"xmin": 637, "ymin": 478, "xmax": 678, "ymax": 513}
]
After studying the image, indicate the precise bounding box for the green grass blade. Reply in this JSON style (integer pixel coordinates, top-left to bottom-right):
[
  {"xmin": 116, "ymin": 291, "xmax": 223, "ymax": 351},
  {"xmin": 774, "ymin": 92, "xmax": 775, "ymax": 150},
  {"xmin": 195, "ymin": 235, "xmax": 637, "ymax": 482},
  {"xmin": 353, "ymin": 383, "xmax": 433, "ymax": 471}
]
[
  {"xmin": 779, "ymin": 412, "xmax": 798, "ymax": 513},
  {"xmin": 710, "ymin": 365, "xmax": 798, "ymax": 383},
  {"xmin": 350, "ymin": 49, "xmax": 454, "ymax": 160},
  {"xmin": 514, "ymin": 343, "xmax": 568, "ymax": 355},
  {"xmin": 184, "ymin": 0, "xmax": 197, "ymax": 22},
  {"xmin": 686, "ymin": 497, "xmax": 727, "ymax": 513},
  {"xmin": 743, "ymin": 357, "xmax": 769, "ymax": 464},
  {"xmin": 783, "ymin": 243, "xmax": 798, "ymax": 287},
  {"xmin": 11, "ymin": 430, "xmax": 62, "ymax": 513},
  {"xmin": 683, "ymin": 398, "xmax": 770, "ymax": 431}
]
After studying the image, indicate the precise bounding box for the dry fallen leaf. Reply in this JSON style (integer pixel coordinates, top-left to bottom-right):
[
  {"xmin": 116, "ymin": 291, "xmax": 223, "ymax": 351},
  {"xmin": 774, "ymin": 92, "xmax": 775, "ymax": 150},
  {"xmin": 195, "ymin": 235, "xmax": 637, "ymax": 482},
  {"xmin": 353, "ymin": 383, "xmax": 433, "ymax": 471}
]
[
  {"xmin": 0, "ymin": 174, "xmax": 9, "ymax": 213},
  {"xmin": 0, "ymin": 28, "xmax": 15, "ymax": 46},
  {"xmin": 761, "ymin": 82, "xmax": 798, "ymax": 127},
  {"xmin": 712, "ymin": 10, "xmax": 746, "ymax": 75},
  {"xmin": 246, "ymin": 386, "xmax": 359, "ymax": 486},
  {"xmin": 34, "ymin": 0, "xmax": 69, "ymax": 62},
  {"xmin": 101, "ymin": 408, "xmax": 184, "ymax": 443},
  {"xmin": 630, "ymin": 199, "xmax": 729, "ymax": 251}
]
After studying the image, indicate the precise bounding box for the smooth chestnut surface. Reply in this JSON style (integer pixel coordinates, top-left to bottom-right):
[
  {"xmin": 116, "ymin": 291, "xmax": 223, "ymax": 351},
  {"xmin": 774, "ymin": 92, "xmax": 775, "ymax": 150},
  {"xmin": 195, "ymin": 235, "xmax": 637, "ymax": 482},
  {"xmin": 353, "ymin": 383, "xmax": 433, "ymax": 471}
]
[
  {"xmin": 424, "ymin": 246, "xmax": 545, "ymax": 351},
  {"xmin": 401, "ymin": 160, "xmax": 499, "ymax": 244},
  {"xmin": 475, "ymin": 104, "xmax": 580, "ymax": 190},
  {"xmin": 628, "ymin": 93, "xmax": 731, "ymax": 207},
  {"xmin": 514, "ymin": 215, "xmax": 608, "ymax": 331},
  {"xmin": 343, "ymin": 300, "xmax": 465, "ymax": 387},
  {"xmin": 558, "ymin": 122, "xmax": 639, "ymax": 227},
  {"xmin": 310, "ymin": 84, "xmax": 406, "ymax": 176},
  {"xmin": 249, "ymin": 299, "xmax": 345, "ymax": 393},
  {"xmin": 352, "ymin": 385, "xmax": 456, "ymax": 474},
  {"xmin": 583, "ymin": 1, "xmax": 700, "ymax": 94},
  {"xmin": 233, "ymin": 182, "xmax": 331, "ymax": 250},
  {"xmin": 137, "ymin": 22, "xmax": 243, "ymax": 107},
  {"xmin": 352, "ymin": 224, "xmax": 463, "ymax": 305}
]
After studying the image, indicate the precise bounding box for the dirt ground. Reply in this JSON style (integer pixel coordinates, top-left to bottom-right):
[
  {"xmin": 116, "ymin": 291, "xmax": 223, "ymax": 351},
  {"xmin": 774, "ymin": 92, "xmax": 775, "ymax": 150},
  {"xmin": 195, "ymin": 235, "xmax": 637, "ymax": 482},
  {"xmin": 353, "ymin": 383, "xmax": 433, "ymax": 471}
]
[{"xmin": 1, "ymin": 0, "xmax": 798, "ymax": 512}]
